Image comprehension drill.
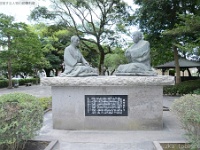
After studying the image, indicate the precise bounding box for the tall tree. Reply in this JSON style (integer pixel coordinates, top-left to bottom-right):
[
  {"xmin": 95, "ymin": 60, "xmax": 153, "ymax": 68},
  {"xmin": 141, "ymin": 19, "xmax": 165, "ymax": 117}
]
[
  {"xmin": 164, "ymin": 14, "xmax": 200, "ymax": 51},
  {"xmin": 0, "ymin": 13, "xmax": 45, "ymax": 88},
  {"xmin": 31, "ymin": 23, "xmax": 72, "ymax": 76},
  {"xmin": 30, "ymin": 0, "xmax": 132, "ymax": 74},
  {"xmin": 133, "ymin": 0, "xmax": 200, "ymax": 83}
]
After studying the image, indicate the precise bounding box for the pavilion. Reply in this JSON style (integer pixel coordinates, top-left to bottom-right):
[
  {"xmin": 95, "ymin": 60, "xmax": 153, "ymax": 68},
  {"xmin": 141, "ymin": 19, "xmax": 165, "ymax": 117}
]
[{"xmin": 155, "ymin": 58, "xmax": 200, "ymax": 80}]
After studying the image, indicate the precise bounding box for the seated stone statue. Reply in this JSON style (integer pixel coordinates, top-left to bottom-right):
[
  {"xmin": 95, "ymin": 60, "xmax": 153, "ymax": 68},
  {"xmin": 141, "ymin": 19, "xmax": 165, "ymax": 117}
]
[
  {"xmin": 60, "ymin": 36, "xmax": 98, "ymax": 77},
  {"xmin": 116, "ymin": 31, "xmax": 157, "ymax": 76}
]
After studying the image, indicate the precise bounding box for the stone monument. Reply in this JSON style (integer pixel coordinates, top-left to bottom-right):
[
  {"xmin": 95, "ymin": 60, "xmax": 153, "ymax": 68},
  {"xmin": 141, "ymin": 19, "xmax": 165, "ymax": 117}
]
[
  {"xmin": 41, "ymin": 34, "xmax": 174, "ymax": 130},
  {"xmin": 60, "ymin": 35, "xmax": 98, "ymax": 77},
  {"xmin": 116, "ymin": 31, "xmax": 157, "ymax": 76},
  {"xmin": 41, "ymin": 76, "xmax": 174, "ymax": 130}
]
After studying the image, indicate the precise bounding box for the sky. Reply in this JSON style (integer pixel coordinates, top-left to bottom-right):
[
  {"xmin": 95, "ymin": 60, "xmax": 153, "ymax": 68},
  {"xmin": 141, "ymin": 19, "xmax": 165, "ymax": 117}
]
[
  {"xmin": 0, "ymin": 0, "xmax": 46, "ymax": 23},
  {"xmin": 0, "ymin": 0, "xmax": 139, "ymax": 43},
  {"xmin": 0, "ymin": 0, "xmax": 138, "ymax": 24}
]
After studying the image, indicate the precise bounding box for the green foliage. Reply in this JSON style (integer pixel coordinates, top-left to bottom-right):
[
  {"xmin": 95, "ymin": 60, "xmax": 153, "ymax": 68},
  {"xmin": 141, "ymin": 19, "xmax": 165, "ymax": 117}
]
[
  {"xmin": 0, "ymin": 93, "xmax": 43, "ymax": 150},
  {"xmin": 38, "ymin": 97, "xmax": 52, "ymax": 111},
  {"xmin": 0, "ymin": 13, "xmax": 47, "ymax": 87},
  {"xmin": 164, "ymin": 14, "xmax": 200, "ymax": 36},
  {"xmin": 104, "ymin": 48, "xmax": 128, "ymax": 75},
  {"xmin": 30, "ymin": 23, "xmax": 71, "ymax": 76},
  {"xmin": 0, "ymin": 77, "xmax": 6, "ymax": 80},
  {"xmin": 80, "ymin": 40, "xmax": 99, "ymax": 68},
  {"xmin": 30, "ymin": 0, "xmax": 132, "ymax": 74},
  {"xmin": 133, "ymin": 0, "xmax": 179, "ymax": 71},
  {"xmin": 164, "ymin": 80, "xmax": 200, "ymax": 95},
  {"xmin": 148, "ymin": 34, "xmax": 174, "ymax": 67},
  {"xmin": 172, "ymin": 94, "xmax": 200, "ymax": 149},
  {"xmin": 164, "ymin": 85, "xmax": 178, "ymax": 96},
  {"xmin": 0, "ymin": 78, "xmax": 40, "ymax": 88},
  {"xmin": 133, "ymin": 0, "xmax": 200, "ymax": 84},
  {"xmin": 193, "ymin": 89, "xmax": 200, "ymax": 95},
  {"xmin": 0, "ymin": 79, "xmax": 8, "ymax": 88},
  {"xmin": 15, "ymin": 78, "xmax": 40, "ymax": 86},
  {"xmin": 163, "ymin": 13, "xmax": 200, "ymax": 57},
  {"xmin": 29, "ymin": 6, "xmax": 56, "ymax": 21},
  {"xmin": 134, "ymin": 0, "xmax": 199, "ymax": 34}
]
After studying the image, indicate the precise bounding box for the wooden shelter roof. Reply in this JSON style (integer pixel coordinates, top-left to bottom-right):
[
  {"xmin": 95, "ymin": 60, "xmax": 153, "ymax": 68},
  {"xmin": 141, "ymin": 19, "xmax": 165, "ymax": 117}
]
[{"xmin": 155, "ymin": 58, "xmax": 200, "ymax": 69}]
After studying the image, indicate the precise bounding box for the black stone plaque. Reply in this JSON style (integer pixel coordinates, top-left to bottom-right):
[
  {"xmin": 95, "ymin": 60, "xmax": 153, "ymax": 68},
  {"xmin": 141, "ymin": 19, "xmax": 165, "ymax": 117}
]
[{"xmin": 85, "ymin": 95, "xmax": 128, "ymax": 116}]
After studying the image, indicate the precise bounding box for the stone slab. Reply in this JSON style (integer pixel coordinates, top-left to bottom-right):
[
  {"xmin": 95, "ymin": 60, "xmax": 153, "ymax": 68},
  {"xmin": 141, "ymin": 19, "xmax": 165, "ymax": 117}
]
[{"xmin": 41, "ymin": 75, "xmax": 174, "ymax": 86}]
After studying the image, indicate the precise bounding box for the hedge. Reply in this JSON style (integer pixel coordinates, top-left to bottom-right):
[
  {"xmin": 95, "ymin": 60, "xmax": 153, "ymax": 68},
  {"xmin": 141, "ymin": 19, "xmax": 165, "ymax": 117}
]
[
  {"xmin": 0, "ymin": 78, "xmax": 40, "ymax": 88},
  {"xmin": 172, "ymin": 94, "xmax": 200, "ymax": 149},
  {"xmin": 0, "ymin": 80, "xmax": 8, "ymax": 88},
  {"xmin": 0, "ymin": 93, "xmax": 43, "ymax": 150},
  {"xmin": 38, "ymin": 97, "xmax": 52, "ymax": 111},
  {"xmin": 163, "ymin": 79, "xmax": 200, "ymax": 95}
]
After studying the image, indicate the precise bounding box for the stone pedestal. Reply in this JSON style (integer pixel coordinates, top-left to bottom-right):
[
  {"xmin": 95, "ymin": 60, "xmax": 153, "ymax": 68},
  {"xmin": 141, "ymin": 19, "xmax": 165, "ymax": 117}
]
[{"xmin": 41, "ymin": 76, "xmax": 174, "ymax": 130}]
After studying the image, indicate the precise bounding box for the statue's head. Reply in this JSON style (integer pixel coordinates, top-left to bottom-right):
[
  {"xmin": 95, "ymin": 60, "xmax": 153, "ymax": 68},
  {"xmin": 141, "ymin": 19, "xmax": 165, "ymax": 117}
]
[
  {"xmin": 71, "ymin": 35, "xmax": 80, "ymax": 46},
  {"xmin": 132, "ymin": 31, "xmax": 143, "ymax": 43}
]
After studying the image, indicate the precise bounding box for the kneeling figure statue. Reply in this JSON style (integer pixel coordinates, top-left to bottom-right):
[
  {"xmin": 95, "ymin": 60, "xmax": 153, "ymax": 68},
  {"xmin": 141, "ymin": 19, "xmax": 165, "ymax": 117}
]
[
  {"xmin": 60, "ymin": 36, "xmax": 98, "ymax": 77},
  {"xmin": 116, "ymin": 31, "xmax": 157, "ymax": 76}
]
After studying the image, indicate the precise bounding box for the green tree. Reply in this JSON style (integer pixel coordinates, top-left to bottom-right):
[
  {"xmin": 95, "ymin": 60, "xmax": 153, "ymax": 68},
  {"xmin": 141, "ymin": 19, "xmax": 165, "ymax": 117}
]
[
  {"xmin": 0, "ymin": 13, "xmax": 45, "ymax": 88},
  {"xmin": 31, "ymin": 23, "xmax": 73, "ymax": 76},
  {"xmin": 30, "ymin": 0, "xmax": 132, "ymax": 74},
  {"xmin": 133, "ymin": 0, "xmax": 200, "ymax": 83},
  {"xmin": 104, "ymin": 47, "xmax": 127, "ymax": 75},
  {"xmin": 164, "ymin": 14, "xmax": 200, "ymax": 52}
]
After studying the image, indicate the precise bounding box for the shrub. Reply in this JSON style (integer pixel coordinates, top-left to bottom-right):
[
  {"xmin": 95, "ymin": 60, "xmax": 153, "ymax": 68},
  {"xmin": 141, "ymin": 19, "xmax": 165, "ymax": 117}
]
[
  {"xmin": 172, "ymin": 94, "xmax": 200, "ymax": 149},
  {"xmin": 0, "ymin": 77, "xmax": 6, "ymax": 80},
  {"xmin": 0, "ymin": 78, "xmax": 40, "ymax": 88},
  {"xmin": 0, "ymin": 93, "xmax": 43, "ymax": 150},
  {"xmin": 17, "ymin": 78, "xmax": 40, "ymax": 86},
  {"xmin": 0, "ymin": 79, "xmax": 8, "ymax": 88},
  {"xmin": 163, "ymin": 79, "xmax": 200, "ymax": 95},
  {"xmin": 38, "ymin": 97, "xmax": 52, "ymax": 111},
  {"xmin": 193, "ymin": 89, "xmax": 200, "ymax": 95},
  {"xmin": 163, "ymin": 85, "xmax": 178, "ymax": 95}
]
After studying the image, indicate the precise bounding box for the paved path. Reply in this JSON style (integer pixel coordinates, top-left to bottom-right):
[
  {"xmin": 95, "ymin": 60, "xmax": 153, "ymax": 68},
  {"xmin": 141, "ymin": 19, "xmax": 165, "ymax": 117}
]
[
  {"xmin": 0, "ymin": 85, "xmax": 51, "ymax": 97},
  {"xmin": 0, "ymin": 85, "xmax": 186, "ymax": 150},
  {"xmin": 36, "ymin": 110, "xmax": 186, "ymax": 150}
]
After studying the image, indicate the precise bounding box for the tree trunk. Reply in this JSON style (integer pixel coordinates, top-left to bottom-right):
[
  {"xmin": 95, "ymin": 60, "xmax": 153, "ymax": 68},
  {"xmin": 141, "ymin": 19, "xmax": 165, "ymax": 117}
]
[
  {"xmin": 7, "ymin": 36, "xmax": 13, "ymax": 89},
  {"xmin": 173, "ymin": 46, "xmax": 181, "ymax": 84},
  {"xmin": 111, "ymin": 69, "xmax": 115, "ymax": 75},
  {"xmin": 98, "ymin": 51, "xmax": 105, "ymax": 75},
  {"xmin": 55, "ymin": 69, "xmax": 59, "ymax": 76},
  {"xmin": 7, "ymin": 59, "xmax": 12, "ymax": 89}
]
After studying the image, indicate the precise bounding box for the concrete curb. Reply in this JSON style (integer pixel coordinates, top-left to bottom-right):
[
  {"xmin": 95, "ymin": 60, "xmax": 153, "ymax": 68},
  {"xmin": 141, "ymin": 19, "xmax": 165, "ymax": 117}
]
[
  {"xmin": 153, "ymin": 141, "xmax": 189, "ymax": 150},
  {"xmin": 44, "ymin": 140, "xmax": 59, "ymax": 150}
]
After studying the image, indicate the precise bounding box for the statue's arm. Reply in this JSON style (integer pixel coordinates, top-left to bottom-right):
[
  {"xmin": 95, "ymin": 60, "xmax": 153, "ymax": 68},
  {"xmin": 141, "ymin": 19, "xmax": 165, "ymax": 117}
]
[
  {"xmin": 128, "ymin": 41, "xmax": 150, "ymax": 63},
  {"xmin": 64, "ymin": 47, "xmax": 77, "ymax": 67},
  {"xmin": 125, "ymin": 46, "xmax": 133, "ymax": 62},
  {"xmin": 134, "ymin": 41, "xmax": 150, "ymax": 62},
  {"xmin": 125, "ymin": 49, "xmax": 131, "ymax": 57}
]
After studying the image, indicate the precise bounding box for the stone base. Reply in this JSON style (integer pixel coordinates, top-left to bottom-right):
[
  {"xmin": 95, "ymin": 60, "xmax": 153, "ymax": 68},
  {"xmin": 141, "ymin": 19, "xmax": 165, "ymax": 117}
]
[{"xmin": 41, "ymin": 76, "xmax": 174, "ymax": 130}]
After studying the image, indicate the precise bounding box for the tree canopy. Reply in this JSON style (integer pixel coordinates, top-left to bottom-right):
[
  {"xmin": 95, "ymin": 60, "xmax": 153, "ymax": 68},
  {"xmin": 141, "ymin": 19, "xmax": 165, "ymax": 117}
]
[
  {"xmin": 30, "ymin": 23, "xmax": 73, "ymax": 76},
  {"xmin": 0, "ymin": 13, "xmax": 46, "ymax": 88},
  {"xmin": 30, "ymin": 0, "xmax": 133, "ymax": 74},
  {"xmin": 104, "ymin": 47, "xmax": 127, "ymax": 75},
  {"xmin": 133, "ymin": 0, "xmax": 200, "ymax": 83}
]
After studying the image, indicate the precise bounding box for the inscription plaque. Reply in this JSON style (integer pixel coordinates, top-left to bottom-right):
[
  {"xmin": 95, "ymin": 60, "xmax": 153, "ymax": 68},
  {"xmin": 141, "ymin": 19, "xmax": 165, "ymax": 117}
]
[{"xmin": 85, "ymin": 95, "xmax": 128, "ymax": 116}]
